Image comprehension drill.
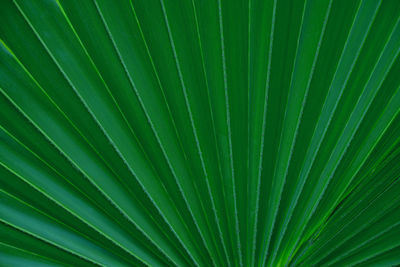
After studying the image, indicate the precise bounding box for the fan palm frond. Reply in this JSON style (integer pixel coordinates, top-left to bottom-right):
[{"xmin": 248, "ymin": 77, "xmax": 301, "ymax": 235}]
[{"xmin": 1, "ymin": 0, "xmax": 400, "ymax": 266}]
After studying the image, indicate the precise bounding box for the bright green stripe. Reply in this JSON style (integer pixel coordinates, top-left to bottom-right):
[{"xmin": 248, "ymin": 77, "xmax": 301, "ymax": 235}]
[
  {"xmin": 0, "ymin": 243, "xmax": 68, "ymax": 267},
  {"xmin": 0, "ymin": 191, "xmax": 131, "ymax": 267}
]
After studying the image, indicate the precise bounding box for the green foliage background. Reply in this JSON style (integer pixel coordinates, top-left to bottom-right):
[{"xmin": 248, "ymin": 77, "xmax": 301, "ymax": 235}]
[{"xmin": 1, "ymin": 0, "xmax": 400, "ymax": 266}]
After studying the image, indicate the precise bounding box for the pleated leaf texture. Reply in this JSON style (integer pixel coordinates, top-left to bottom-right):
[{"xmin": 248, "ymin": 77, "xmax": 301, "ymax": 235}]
[{"xmin": 1, "ymin": 0, "xmax": 400, "ymax": 266}]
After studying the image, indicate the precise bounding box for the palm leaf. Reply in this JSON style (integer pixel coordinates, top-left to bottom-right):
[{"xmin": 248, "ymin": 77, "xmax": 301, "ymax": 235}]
[{"xmin": 1, "ymin": 0, "xmax": 399, "ymax": 266}]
